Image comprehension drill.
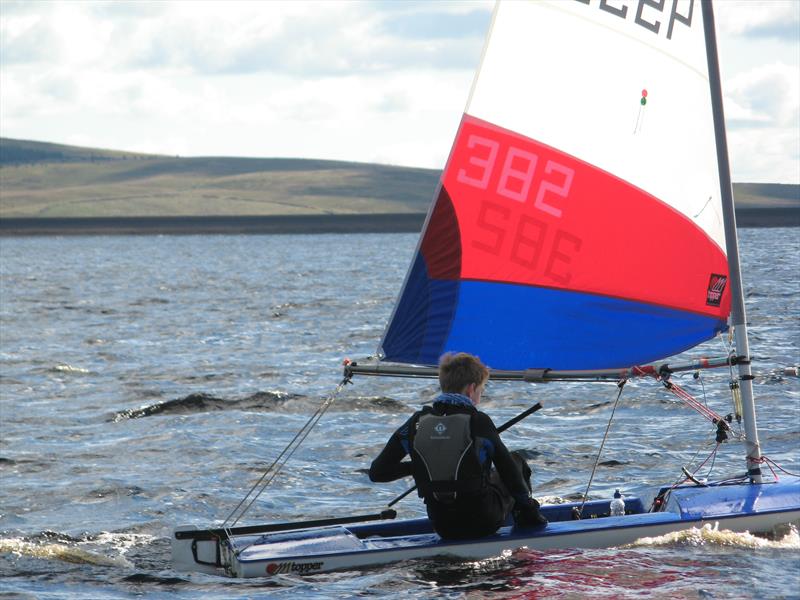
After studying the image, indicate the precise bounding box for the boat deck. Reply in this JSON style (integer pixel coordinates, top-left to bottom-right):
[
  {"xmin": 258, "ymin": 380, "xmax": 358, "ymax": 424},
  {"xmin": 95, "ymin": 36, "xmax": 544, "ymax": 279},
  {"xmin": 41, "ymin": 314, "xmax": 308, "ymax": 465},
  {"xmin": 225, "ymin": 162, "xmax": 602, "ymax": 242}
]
[
  {"xmin": 172, "ymin": 480, "xmax": 800, "ymax": 577},
  {"xmin": 230, "ymin": 497, "xmax": 664, "ymax": 565}
]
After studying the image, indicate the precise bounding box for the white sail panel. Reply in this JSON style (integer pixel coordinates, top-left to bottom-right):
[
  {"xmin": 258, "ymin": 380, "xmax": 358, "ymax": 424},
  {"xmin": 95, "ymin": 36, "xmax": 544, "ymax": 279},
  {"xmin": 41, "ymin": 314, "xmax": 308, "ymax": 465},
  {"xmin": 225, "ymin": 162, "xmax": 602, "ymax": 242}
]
[{"xmin": 466, "ymin": 0, "xmax": 725, "ymax": 251}]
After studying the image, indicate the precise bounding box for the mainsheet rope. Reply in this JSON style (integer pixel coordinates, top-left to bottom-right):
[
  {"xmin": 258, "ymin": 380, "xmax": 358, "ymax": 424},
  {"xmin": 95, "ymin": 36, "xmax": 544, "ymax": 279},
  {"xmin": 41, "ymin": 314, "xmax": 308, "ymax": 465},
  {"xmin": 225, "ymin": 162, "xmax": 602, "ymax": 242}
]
[
  {"xmin": 221, "ymin": 373, "xmax": 352, "ymax": 530},
  {"xmin": 577, "ymin": 378, "xmax": 627, "ymax": 517}
]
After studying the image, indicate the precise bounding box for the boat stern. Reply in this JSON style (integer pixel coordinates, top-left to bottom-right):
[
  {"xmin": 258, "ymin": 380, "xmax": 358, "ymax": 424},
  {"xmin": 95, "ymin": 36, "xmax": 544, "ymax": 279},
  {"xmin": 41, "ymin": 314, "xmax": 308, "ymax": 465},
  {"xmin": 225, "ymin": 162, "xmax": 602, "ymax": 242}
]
[{"xmin": 172, "ymin": 525, "xmax": 229, "ymax": 576}]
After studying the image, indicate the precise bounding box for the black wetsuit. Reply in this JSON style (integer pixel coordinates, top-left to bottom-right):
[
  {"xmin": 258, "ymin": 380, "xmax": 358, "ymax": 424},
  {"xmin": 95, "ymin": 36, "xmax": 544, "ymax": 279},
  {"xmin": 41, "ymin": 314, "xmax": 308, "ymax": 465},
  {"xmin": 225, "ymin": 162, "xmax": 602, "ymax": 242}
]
[{"xmin": 369, "ymin": 393, "xmax": 533, "ymax": 539}]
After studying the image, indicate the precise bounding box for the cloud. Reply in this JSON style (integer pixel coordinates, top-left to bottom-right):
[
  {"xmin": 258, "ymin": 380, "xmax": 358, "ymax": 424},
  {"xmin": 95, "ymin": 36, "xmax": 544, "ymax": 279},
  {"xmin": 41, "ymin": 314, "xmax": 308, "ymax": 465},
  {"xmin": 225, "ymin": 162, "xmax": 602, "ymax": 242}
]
[
  {"xmin": 728, "ymin": 127, "xmax": 800, "ymax": 183},
  {"xmin": 725, "ymin": 63, "xmax": 800, "ymax": 129},
  {"xmin": 724, "ymin": 63, "xmax": 800, "ymax": 183},
  {"xmin": 717, "ymin": 0, "xmax": 800, "ymax": 41},
  {"xmin": 378, "ymin": 8, "xmax": 491, "ymax": 41},
  {"xmin": 0, "ymin": 10, "xmax": 61, "ymax": 65},
  {"xmin": 0, "ymin": 0, "xmax": 797, "ymax": 183},
  {"xmin": 86, "ymin": 1, "xmax": 167, "ymax": 20},
  {"xmin": 116, "ymin": 2, "xmax": 488, "ymax": 76},
  {"xmin": 0, "ymin": 1, "xmax": 490, "ymax": 77}
]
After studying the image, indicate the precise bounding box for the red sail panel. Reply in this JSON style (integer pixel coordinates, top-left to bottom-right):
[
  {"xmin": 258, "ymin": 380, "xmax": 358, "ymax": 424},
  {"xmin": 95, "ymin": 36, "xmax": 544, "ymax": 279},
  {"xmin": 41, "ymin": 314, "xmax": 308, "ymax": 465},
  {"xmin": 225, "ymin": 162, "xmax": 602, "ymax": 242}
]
[{"xmin": 436, "ymin": 115, "xmax": 730, "ymax": 320}]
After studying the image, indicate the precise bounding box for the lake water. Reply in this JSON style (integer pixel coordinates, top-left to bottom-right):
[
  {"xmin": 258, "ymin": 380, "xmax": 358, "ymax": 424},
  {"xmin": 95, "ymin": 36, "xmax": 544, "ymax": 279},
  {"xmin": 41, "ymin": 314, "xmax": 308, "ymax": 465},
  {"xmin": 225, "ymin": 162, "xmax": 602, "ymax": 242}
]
[{"xmin": 1, "ymin": 229, "xmax": 798, "ymax": 599}]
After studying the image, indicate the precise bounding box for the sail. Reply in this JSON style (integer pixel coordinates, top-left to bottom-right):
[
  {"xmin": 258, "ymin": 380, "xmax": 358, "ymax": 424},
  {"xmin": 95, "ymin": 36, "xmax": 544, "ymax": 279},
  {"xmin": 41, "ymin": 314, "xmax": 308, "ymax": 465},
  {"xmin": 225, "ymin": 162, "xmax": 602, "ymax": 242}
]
[{"xmin": 380, "ymin": 0, "xmax": 731, "ymax": 371}]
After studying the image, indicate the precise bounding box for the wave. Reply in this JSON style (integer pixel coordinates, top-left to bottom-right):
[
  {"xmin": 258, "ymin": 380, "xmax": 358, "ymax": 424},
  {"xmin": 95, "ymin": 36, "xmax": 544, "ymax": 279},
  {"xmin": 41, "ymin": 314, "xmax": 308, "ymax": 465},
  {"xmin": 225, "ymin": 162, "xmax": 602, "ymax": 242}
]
[
  {"xmin": 50, "ymin": 364, "xmax": 91, "ymax": 375},
  {"xmin": 0, "ymin": 538, "xmax": 131, "ymax": 568},
  {"xmin": 0, "ymin": 530, "xmax": 158, "ymax": 569},
  {"xmin": 111, "ymin": 391, "xmax": 407, "ymax": 421},
  {"xmin": 629, "ymin": 522, "xmax": 800, "ymax": 549},
  {"xmin": 0, "ymin": 456, "xmax": 50, "ymax": 472},
  {"xmin": 121, "ymin": 573, "xmax": 188, "ymax": 585}
]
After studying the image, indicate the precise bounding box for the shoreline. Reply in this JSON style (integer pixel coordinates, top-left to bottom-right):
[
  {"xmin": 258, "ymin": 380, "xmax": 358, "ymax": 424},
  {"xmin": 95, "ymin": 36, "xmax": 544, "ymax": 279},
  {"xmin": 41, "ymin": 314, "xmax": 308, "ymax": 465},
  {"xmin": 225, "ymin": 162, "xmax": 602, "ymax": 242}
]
[
  {"xmin": 0, "ymin": 208, "xmax": 797, "ymax": 236},
  {"xmin": 0, "ymin": 214, "xmax": 427, "ymax": 236}
]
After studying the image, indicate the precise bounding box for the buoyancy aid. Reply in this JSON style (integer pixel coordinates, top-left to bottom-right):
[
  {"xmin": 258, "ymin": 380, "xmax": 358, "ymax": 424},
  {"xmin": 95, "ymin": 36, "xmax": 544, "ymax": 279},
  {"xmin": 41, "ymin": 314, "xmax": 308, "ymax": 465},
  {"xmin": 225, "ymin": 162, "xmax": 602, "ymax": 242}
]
[{"xmin": 410, "ymin": 410, "xmax": 487, "ymax": 503}]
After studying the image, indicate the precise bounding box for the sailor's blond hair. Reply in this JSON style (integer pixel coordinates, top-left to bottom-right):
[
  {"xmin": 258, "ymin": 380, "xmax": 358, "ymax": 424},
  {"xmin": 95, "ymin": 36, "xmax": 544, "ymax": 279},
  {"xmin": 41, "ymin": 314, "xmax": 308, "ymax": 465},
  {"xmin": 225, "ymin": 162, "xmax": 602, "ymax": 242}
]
[{"xmin": 438, "ymin": 352, "xmax": 489, "ymax": 393}]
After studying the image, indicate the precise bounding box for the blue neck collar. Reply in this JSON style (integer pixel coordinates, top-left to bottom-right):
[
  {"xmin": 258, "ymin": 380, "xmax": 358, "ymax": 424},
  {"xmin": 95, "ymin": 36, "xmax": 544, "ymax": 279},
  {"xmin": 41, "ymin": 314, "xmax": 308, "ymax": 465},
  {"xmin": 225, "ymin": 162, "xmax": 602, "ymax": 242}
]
[{"xmin": 434, "ymin": 392, "xmax": 474, "ymax": 409}]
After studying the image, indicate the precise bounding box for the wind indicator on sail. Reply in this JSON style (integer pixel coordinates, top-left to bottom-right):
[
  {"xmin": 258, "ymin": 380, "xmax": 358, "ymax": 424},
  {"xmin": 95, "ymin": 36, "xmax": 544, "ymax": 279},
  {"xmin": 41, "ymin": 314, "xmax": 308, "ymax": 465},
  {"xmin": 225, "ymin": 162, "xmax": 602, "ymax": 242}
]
[{"xmin": 634, "ymin": 88, "xmax": 648, "ymax": 134}]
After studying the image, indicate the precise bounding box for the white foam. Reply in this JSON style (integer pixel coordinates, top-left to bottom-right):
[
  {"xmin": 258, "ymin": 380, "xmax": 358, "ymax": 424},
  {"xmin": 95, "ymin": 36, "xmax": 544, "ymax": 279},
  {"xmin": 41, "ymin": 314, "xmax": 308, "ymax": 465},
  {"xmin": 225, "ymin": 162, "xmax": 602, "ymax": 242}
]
[
  {"xmin": 0, "ymin": 537, "xmax": 132, "ymax": 568},
  {"xmin": 629, "ymin": 522, "xmax": 800, "ymax": 550},
  {"xmin": 52, "ymin": 364, "xmax": 90, "ymax": 374}
]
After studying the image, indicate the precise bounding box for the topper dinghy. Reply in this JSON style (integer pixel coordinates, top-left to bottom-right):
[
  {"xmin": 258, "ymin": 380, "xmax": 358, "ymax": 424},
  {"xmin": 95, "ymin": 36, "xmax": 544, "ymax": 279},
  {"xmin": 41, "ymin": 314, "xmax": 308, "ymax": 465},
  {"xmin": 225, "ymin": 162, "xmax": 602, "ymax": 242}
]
[{"xmin": 172, "ymin": 0, "xmax": 800, "ymax": 577}]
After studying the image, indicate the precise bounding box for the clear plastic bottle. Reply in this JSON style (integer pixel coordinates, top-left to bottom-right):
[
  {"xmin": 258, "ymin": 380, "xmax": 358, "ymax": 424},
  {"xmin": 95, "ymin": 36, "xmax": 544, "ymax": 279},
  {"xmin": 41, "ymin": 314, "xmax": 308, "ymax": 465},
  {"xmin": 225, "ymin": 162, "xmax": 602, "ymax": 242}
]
[{"xmin": 610, "ymin": 489, "xmax": 625, "ymax": 516}]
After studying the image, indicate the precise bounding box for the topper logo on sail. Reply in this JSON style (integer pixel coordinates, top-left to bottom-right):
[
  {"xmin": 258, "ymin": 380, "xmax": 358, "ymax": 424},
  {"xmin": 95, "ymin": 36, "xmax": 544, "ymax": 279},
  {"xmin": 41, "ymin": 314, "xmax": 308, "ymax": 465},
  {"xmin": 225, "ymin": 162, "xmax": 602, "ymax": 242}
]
[{"xmin": 706, "ymin": 274, "xmax": 727, "ymax": 306}]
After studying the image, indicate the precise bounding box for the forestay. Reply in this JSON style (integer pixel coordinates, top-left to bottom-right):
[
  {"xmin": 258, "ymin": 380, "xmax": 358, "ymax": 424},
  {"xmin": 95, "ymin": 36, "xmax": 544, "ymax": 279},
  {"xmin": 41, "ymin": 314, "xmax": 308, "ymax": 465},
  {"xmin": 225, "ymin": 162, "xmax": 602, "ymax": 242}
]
[{"xmin": 380, "ymin": 0, "xmax": 730, "ymax": 371}]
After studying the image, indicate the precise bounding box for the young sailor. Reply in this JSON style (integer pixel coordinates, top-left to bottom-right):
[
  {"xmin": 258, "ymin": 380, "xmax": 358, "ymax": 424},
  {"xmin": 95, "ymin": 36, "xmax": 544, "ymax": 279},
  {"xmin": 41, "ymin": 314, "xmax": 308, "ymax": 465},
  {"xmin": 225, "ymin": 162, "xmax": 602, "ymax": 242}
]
[{"xmin": 369, "ymin": 352, "xmax": 547, "ymax": 539}]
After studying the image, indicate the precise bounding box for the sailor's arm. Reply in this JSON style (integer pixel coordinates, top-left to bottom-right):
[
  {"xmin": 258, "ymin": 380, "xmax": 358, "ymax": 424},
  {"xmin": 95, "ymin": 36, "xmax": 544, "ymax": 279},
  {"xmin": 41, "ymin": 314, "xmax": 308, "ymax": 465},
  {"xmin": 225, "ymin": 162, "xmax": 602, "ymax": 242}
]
[
  {"xmin": 475, "ymin": 413, "xmax": 532, "ymax": 504},
  {"xmin": 368, "ymin": 420, "xmax": 414, "ymax": 483}
]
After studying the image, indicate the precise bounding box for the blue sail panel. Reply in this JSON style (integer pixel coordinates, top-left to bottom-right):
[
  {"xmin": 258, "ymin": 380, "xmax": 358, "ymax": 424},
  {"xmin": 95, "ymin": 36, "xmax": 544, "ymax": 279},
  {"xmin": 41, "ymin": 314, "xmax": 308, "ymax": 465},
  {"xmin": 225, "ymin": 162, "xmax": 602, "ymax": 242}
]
[
  {"xmin": 381, "ymin": 252, "xmax": 460, "ymax": 365},
  {"xmin": 382, "ymin": 279, "xmax": 727, "ymax": 371}
]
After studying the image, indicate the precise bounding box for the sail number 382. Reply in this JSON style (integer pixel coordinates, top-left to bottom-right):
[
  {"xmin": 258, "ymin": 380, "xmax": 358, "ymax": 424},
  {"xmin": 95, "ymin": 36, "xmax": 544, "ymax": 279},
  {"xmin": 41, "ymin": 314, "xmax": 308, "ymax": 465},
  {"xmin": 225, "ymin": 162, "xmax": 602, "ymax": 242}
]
[
  {"xmin": 455, "ymin": 133, "xmax": 582, "ymax": 285},
  {"xmin": 456, "ymin": 134, "xmax": 573, "ymax": 218}
]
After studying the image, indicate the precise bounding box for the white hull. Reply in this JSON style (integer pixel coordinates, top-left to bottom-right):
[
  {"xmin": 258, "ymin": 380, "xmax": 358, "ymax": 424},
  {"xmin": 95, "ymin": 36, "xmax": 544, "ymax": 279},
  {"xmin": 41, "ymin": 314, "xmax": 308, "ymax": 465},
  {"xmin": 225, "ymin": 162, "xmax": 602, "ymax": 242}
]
[
  {"xmin": 231, "ymin": 514, "xmax": 798, "ymax": 578},
  {"xmin": 173, "ymin": 481, "xmax": 800, "ymax": 578}
]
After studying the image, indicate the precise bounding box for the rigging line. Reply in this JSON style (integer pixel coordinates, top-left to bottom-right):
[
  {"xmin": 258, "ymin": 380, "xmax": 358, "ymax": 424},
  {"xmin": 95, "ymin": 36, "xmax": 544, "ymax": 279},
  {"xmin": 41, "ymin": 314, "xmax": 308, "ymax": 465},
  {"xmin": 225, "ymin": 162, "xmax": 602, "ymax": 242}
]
[
  {"xmin": 636, "ymin": 366, "xmax": 737, "ymax": 436},
  {"xmin": 225, "ymin": 381, "xmax": 346, "ymax": 528},
  {"xmin": 222, "ymin": 404, "xmax": 340, "ymax": 555},
  {"xmin": 224, "ymin": 385, "xmax": 344, "ymax": 530},
  {"xmin": 723, "ymin": 329, "xmax": 736, "ymax": 377},
  {"xmin": 221, "ymin": 374, "xmax": 352, "ymax": 529},
  {"xmin": 222, "ymin": 397, "xmax": 331, "ymax": 528},
  {"xmin": 757, "ymin": 456, "xmax": 800, "ymax": 479},
  {"xmin": 228, "ymin": 399, "xmax": 334, "ymax": 530},
  {"xmin": 718, "ymin": 331, "xmax": 745, "ymax": 431},
  {"xmin": 705, "ymin": 446, "xmax": 718, "ymax": 479},
  {"xmin": 577, "ymin": 378, "xmax": 626, "ymax": 517},
  {"xmin": 692, "ymin": 369, "xmax": 709, "ymax": 409},
  {"xmin": 650, "ymin": 439, "xmax": 713, "ymax": 511},
  {"xmin": 766, "ymin": 459, "xmax": 779, "ymax": 482},
  {"xmin": 672, "ymin": 384, "xmax": 726, "ymax": 425},
  {"xmin": 690, "ymin": 442, "xmax": 720, "ymax": 480}
]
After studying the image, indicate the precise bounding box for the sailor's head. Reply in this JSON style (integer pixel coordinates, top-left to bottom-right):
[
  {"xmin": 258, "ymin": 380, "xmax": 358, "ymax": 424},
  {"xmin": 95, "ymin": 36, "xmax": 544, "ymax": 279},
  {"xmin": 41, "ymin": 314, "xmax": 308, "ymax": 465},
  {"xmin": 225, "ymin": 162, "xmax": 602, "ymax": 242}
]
[{"xmin": 438, "ymin": 352, "xmax": 489, "ymax": 405}]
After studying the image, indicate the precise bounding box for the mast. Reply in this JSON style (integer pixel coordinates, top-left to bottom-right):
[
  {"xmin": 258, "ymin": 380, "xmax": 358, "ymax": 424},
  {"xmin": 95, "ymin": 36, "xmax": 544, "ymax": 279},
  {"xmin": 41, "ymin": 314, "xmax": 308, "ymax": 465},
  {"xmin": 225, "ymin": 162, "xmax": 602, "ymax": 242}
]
[{"xmin": 701, "ymin": 0, "xmax": 762, "ymax": 483}]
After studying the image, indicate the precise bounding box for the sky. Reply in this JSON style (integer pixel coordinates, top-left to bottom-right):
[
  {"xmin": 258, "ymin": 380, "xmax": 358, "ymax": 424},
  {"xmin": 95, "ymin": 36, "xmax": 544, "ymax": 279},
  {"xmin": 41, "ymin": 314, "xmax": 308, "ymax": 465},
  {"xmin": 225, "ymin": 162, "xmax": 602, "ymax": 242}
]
[{"xmin": 1, "ymin": 0, "xmax": 798, "ymax": 183}]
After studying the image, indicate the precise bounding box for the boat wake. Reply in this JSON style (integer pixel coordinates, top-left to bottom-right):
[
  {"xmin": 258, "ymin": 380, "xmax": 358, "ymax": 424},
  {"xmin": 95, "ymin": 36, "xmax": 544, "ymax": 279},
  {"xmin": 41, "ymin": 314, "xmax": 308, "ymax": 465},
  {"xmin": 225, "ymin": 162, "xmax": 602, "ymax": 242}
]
[
  {"xmin": 0, "ymin": 530, "xmax": 161, "ymax": 571},
  {"xmin": 111, "ymin": 391, "xmax": 407, "ymax": 420},
  {"xmin": 629, "ymin": 522, "xmax": 800, "ymax": 549},
  {"xmin": 0, "ymin": 538, "xmax": 127, "ymax": 567}
]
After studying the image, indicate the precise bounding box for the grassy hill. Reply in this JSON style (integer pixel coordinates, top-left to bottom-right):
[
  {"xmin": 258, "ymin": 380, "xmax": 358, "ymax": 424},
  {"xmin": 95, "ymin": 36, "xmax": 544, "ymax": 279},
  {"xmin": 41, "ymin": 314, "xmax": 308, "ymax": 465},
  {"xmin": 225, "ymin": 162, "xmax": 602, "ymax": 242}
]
[
  {"xmin": 0, "ymin": 137, "xmax": 797, "ymax": 223},
  {"xmin": 0, "ymin": 138, "xmax": 438, "ymax": 219}
]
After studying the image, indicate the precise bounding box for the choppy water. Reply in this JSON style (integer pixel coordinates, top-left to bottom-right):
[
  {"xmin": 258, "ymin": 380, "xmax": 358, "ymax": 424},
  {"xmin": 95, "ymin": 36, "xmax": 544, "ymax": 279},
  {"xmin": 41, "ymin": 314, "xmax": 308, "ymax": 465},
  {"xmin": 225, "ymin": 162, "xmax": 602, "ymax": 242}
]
[{"xmin": 1, "ymin": 229, "xmax": 798, "ymax": 599}]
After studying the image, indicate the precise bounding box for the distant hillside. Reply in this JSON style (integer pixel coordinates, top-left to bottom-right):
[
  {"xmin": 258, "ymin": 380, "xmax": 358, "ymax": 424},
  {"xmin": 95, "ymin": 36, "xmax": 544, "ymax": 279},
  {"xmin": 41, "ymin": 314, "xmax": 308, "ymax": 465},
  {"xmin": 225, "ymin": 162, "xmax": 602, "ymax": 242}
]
[
  {"xmin": 0, "ymin": 138, "xmax": 438, "ymax": 219},
  {"xmin": 728, "ymin": 182, "xmax": 799, "ymax": 208},
  {"xmin": 0, "ymin": 138, "xmax": 797, "ymax": 227},
  {"xmin": 0, "ymin": 137, "xmax": 159, "ymax": 165}
]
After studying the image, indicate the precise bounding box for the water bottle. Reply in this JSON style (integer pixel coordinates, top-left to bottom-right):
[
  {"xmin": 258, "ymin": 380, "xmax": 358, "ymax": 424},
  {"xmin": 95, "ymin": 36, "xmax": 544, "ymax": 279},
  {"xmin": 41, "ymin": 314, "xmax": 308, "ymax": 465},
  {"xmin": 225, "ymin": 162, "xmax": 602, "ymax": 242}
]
[{"xmin": 610, "ymin": 489, "xmax": 625, "ymax": 516}]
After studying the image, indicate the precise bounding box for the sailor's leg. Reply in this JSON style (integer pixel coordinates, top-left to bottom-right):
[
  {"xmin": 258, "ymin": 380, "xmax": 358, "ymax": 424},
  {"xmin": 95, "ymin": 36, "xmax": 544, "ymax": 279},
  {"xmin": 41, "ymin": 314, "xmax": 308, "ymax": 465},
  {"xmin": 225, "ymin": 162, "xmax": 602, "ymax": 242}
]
[{"xmin": 509, "ymin": 451, "xmax": 533, "ymax": 493}]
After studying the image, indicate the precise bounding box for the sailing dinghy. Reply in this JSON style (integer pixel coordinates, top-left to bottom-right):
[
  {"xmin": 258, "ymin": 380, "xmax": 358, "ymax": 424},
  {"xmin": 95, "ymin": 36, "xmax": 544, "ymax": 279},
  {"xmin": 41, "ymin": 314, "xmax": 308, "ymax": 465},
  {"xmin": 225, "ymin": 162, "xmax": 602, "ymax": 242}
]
[{"xmin": 173, "ymin": 0, "xmax": 800, "ymax": 577}]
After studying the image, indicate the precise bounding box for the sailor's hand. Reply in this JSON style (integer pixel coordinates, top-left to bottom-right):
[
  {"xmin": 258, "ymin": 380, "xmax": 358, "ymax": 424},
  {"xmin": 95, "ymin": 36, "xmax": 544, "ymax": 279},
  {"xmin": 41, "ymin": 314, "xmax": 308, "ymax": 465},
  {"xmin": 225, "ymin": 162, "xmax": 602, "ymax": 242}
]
[{"xmin": 513, "ymin": 498, "xmax": 548, "ymax": 529}]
